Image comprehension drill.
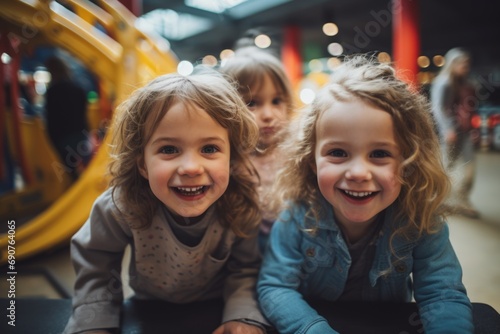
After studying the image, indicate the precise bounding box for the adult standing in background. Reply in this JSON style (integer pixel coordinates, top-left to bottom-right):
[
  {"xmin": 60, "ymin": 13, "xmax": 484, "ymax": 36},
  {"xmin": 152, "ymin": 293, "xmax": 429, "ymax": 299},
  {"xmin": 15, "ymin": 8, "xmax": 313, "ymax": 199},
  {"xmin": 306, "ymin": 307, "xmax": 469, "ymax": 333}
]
[
  {"xmin": 430, "ymin": 47, "xmax": 479, "ymax": 219},
  {"xmin": 44, "ymin": 56, "xmax": 91, "ymax": 180}
]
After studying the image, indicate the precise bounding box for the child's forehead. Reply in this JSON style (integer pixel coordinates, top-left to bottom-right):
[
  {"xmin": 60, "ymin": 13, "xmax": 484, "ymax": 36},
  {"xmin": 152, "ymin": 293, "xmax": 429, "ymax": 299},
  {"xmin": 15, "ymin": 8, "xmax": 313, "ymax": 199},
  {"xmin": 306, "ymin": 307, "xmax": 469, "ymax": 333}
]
[
  {"xmin": 317, "ymin": 98, "xmax": 392, "ymax": 125},
  {"xmin": 155, "ymin": 101, "xmax": 226, "ymax": 132},
  {"xmin": 316, "ymin": 101, "xmax": 398, "ymax": 148},
  {"xmin": 146, "ymin": 99, "xmax": 203, "ymax": 128},
  {"xmin": 165, "ymin": 100, "xmax": 211, "ymax": 118},
  {"xmin": 248, "ymin": 71, "xmax": 285, "ymax": 94}
]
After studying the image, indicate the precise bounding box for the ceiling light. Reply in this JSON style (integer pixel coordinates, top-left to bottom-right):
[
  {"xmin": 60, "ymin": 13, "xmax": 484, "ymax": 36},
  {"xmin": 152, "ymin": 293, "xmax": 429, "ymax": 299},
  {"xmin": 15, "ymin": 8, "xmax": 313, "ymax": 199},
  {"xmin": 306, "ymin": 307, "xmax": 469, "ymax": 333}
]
[
  {"xmin": 322, "ymin": 23, "xmax": 338, "ymax": 36},
  {"xmin": 433, "ymin": 55, "xmax": 445, "ymax": 67},
  {"xmin": 177, "ymin": 60, "xmax": 194, "ymax": 76},
  {"xmin": 417, "ymin": 56, "xmax": 430, "ymax": 68},
  {"xmin": 377, "ymin": 52, "xmax": 391, "ymax": 63},
  {"xmin": 185, "ymin": 0, "xmax": 248, "ymax": 14},
  {"xmin": 254, "ymin": 34, "xmax": 271, "ymax": 48},
  {"xmin": 202, "ymin": 55, "xmax": 218, "ymax": 67},
  {"xmin": 220, "ymin": 49, "xmax": 234, "ymax": 60},
  {"xmin": 137, "ymin": 9, "xmax": 212, "ymax": 41}
]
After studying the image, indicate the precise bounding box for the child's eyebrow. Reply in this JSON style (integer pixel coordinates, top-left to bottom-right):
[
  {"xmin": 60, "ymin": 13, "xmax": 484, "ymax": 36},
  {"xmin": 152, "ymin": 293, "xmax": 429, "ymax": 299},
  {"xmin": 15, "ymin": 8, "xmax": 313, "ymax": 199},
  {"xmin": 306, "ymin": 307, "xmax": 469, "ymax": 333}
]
[
  {"xmin": 319, "ymin": 140, "xmax": 399, "ymax": 149},
  {"xmin": 151, "ymin": 136, "xmax": 228, "ymax": 145},
  {"xmin": 371, "ymin": 141, "xmax": 399, "ymax": 148},
  {"xmin": 201, "ymin": 136, "xmax": 228, "ymax": 143}
]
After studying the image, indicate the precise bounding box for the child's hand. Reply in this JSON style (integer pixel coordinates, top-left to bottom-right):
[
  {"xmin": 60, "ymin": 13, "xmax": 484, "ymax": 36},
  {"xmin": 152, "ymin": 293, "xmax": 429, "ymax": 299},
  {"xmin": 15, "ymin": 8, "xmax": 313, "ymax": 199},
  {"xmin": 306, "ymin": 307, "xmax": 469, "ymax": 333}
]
[{"xmin": 212, "ymin": 320, "xmax": 264, "ymax": 334}]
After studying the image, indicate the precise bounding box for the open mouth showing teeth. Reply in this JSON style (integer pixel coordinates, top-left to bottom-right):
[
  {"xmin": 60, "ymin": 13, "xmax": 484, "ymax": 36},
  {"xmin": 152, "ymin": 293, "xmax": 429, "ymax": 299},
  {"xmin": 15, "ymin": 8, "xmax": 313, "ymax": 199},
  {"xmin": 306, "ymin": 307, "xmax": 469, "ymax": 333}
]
[
  {"xmin": 342, "ymin": 190, "xmax": 376, "ymax": 199},
  {"xmin": 173, "ymin": 186, "xmax": 207, "ymax": 196}
]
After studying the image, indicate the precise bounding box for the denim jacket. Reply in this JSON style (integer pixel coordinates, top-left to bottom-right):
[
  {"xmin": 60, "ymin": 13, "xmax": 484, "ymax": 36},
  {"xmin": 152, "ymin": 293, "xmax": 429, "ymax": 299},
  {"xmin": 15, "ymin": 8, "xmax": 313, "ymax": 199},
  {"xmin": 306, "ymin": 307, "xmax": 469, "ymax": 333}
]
[{"xmin": 257, "ymin": 199, "xmax": 473, "ymax": 334}]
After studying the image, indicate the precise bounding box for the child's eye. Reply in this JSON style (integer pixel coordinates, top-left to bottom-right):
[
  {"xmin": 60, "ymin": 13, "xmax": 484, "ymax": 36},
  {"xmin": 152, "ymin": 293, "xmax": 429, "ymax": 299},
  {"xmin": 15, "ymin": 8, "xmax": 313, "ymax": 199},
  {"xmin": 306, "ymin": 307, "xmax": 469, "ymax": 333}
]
[
  {"xmin": 202, "ymin": 145, "xmax": 219, "ymax": 154},
  {"xmin": 160, "ymin": 146, "xmax": 178, "ymax": 154},
  {"xmin": 371, "ymin": 150, "xmax": 391, "ymax": 158},
  {"xmin": 247, "ymin": 100, "xmax": 257, "ymax": 108},
  {"xmin": 272, "ymin": 97, "xmax": 283, "ymax": 105},
  {"xmin": 328, "ymin": 149, "xmax": 347, "ymax": 157}
]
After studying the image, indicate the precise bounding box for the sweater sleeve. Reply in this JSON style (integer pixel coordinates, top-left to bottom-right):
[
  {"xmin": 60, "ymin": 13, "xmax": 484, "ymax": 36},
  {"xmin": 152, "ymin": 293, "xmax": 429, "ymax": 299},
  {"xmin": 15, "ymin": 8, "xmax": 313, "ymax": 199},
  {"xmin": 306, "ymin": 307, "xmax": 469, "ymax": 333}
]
[
  {"xmin": 412, "ymin": 223, "xmax": 474, "ymax": 333},
  {"xmin": 257, "ymin": 210, "xmax": 338, "ymax": 334},
  {"xmin": 63, "ymin": 190, "xmax": 131, "ymax": 334}
]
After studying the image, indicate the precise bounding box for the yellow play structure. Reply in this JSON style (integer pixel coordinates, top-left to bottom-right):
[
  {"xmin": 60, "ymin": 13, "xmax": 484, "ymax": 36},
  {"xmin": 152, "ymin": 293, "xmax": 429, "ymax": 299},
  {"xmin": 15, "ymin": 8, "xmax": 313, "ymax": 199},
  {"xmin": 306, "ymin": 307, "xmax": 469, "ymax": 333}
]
[{"xmin": 0, "ymin": 0, "xmax": 178, "ymax": 265}]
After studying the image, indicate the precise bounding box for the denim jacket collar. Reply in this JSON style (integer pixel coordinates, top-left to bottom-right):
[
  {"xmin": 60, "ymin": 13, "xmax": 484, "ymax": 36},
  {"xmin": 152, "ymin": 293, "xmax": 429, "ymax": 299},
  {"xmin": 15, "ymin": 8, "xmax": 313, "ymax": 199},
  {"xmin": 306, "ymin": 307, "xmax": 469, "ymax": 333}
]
[{"xmin": 311, "ymin": 197, "xmax": 412, "ymax": 287}]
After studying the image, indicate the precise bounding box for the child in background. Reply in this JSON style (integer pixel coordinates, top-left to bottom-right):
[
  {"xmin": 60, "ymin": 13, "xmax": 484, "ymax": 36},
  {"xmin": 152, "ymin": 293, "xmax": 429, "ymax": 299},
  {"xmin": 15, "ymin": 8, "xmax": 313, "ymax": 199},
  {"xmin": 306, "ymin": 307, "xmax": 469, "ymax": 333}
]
[
  {"xmin": 257, "ymin": 56, "xmax": 473, "ymax": 333},
  {"xmin": 220, "ymin": 46, "xmax": 295, "ymax": 254},
  {"xmin": 63, "ymin": 70, "xmax": 267, "ymax": 334}
]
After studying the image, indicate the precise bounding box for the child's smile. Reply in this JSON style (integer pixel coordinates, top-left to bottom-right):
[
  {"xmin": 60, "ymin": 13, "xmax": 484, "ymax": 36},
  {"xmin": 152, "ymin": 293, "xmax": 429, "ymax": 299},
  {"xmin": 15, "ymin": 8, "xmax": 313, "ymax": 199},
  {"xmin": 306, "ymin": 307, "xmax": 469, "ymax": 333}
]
[
  {"xmin": 341, "ymin": 189, "xmax": 378, "ymax": 202},
  {"xmin": 172, "ymin": 185, "xmax": 209, "ymax": 199}
]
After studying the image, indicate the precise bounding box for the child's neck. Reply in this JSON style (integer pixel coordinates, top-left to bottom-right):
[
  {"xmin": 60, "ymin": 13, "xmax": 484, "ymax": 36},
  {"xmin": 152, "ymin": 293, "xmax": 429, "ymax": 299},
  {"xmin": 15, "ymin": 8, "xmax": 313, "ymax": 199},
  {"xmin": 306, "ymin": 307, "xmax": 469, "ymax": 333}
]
[
  {"xmin": 336, "ymin": 213, "xmax": 383, "ymax": 244},
  {"xmin": 170, "ymin": 210, "xmax": 207, "ymax": 226}
]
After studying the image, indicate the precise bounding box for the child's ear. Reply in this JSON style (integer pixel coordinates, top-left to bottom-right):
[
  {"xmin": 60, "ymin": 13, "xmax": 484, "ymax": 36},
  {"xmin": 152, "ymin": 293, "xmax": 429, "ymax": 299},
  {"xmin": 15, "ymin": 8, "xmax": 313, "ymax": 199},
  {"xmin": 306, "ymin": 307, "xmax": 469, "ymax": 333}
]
[{"xmin": 137, "ymin": 157, "xmax": 149, "ymax": 179}]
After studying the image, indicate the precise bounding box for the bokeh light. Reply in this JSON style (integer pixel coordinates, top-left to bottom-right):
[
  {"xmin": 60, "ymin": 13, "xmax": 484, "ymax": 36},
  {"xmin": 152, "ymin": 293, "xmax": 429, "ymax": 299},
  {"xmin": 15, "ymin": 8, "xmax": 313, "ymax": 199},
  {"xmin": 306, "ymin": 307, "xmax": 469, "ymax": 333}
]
[
  {"xmin": 417, "ymin": 55, "xmax": 430, "ymax": 68},
  {"xmin": 327, "ymin": 57, "xmax": 342, "ymax": 70},
  {"xmin": 202, "ymin": 55, "xmax": 218, "ymax": 67},
  {"xmin": 327, "ymin": 42, "xmax": 343, "ymax": 56},
  {"xmin": 322, "ymin": 22, "xmax": 339, "ymax": 36},
  {"xmin": 308, "ymin": 59, "xmax": 323, "ymax": 73},
  {"xmin": 300, "ymin": 88, "xmax": 316, "ymax": 105},
  {"xmin": 377, "ymin": 52, "xmax": 391, "ymax": 63},
  {"xmin": 220, "ymin": 49, "xmax": 234, "ymax": 60},
  {"xmin": 433, "ymin": 55, "xmax": 445, "ymax": 67},
  {"xmin": 254, "ymin": 34, "xmax": 271, "ymax": 48},
  {"xmin": 177, "ymin": 60, "xmax": 194, "ymax": 76}
]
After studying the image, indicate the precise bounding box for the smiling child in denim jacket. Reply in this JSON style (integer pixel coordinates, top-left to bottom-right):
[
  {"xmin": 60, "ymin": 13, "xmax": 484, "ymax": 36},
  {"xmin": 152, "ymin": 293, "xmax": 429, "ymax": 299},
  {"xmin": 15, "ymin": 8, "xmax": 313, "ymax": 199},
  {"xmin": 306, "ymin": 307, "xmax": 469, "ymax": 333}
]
[{"xmin": 257, "ymin": 55, "xmax": 473, "ymax": 334}]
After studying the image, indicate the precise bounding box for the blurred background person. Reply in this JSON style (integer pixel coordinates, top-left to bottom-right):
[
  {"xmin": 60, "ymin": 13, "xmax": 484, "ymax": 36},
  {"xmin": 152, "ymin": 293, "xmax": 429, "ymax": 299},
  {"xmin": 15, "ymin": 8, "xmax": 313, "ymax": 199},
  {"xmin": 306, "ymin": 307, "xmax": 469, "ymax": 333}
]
[
  {"xmin": 430, "ymin": 47, "xmax": 479, "ymax": 218},
  {"xmin": 44, "ymin": 56, "xmax": 91, "ymax": 181},
  {"xmin": 220, "ymin": 45, "xmax": 296, "ymax": 254}
]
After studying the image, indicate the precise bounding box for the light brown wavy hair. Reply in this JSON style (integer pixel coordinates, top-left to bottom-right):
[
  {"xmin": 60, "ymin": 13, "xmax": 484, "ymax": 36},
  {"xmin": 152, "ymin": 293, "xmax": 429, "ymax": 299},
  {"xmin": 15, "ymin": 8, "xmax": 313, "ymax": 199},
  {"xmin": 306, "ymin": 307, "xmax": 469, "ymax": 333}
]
[
  {"xmin": 219, "ymin": 46, "xmax": 295, "ymax": 120},
  {"xmin": 108, "ymin": 69, "xmax": 260, "ymax": 237},
  {"xmin": 272, "ymin": 55, "xmax": 451, "ymax": 240},
  {"xmin": 220, "ymin": 46, "xmax": 296, "ymax": 219}
]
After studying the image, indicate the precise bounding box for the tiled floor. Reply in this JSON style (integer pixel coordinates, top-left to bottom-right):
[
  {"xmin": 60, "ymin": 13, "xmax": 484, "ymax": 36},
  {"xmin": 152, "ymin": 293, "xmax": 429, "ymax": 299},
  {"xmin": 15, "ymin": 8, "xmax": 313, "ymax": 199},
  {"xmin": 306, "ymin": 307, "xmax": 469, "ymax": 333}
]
[
  {"xmin": 448, "ymin": 150, "xmax": 500, "ymax": 311},
  {"xmin": 2, "ymin": 151, "xmax": 500, "ymax": 312}
]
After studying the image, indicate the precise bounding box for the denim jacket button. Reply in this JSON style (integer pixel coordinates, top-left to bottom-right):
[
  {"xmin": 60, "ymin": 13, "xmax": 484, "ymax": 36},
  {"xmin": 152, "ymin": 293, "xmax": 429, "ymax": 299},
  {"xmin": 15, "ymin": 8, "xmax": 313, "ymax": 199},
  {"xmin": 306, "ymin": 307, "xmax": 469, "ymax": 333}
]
[{"xmin": 306, "ymin": 248, "xmax": 315, "ymax": 257}]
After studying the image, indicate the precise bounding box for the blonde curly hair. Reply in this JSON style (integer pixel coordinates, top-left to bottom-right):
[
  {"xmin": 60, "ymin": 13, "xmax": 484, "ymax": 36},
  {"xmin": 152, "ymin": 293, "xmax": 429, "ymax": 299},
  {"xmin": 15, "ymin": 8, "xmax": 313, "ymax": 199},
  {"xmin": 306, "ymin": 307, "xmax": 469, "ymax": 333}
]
[
  {"xmin": 272, "ymin": 55, "xmax": 451, "ymax": 239},
  {"xmin": 108, "ymin": 69, "xmax": 260, "ymax": 237}
]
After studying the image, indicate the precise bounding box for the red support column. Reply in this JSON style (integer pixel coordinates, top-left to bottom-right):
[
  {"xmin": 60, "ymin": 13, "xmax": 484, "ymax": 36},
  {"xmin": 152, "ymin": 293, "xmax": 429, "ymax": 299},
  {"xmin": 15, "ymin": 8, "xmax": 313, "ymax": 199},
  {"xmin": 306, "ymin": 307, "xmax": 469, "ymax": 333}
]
[
  {"xmin": 282, "ymin": 26, "xmax": 303, "ymax": 91},
  {"xmin": 392, "ymin": 0, "xmax": 420, "ymax": 86},
  {"xmin": 118, "ymin": 0, "xmax": 142, "ymax": 17}
]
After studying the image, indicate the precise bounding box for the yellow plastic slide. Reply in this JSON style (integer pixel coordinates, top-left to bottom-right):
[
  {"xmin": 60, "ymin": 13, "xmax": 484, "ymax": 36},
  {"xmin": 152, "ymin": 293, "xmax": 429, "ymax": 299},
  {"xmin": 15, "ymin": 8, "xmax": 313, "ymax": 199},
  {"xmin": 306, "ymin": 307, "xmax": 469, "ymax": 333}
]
[
  {"xmin": 0, "ymin": 0, "xmax": 177, "ymax": 265},
  {"xmin": 1, "ymin": 114, "xmax": 73, "ymax": 220}
]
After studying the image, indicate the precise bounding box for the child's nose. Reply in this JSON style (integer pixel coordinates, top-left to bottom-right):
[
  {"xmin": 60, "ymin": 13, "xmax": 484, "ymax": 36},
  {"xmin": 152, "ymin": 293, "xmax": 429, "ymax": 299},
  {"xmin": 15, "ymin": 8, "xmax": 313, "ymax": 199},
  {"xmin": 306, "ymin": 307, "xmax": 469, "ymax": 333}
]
[
  {"xmin": 260, "ymin": 103, "xmax": 275, "ymax": 119},
  {"xmin": 345, "ymin": 159, "xmax": 372, "ymax": 181},
  {"xmin": 178, "ymin": 153, "xmax": 204, "ymax": 176}
]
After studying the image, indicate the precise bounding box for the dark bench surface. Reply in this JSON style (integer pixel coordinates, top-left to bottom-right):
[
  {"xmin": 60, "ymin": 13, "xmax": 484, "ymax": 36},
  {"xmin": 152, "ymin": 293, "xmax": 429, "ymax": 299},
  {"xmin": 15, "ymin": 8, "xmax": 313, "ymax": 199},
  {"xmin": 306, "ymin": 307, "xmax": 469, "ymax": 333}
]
[{"xmin": 1, "ymin": 298, "xmax": 499, "ymax": 333}]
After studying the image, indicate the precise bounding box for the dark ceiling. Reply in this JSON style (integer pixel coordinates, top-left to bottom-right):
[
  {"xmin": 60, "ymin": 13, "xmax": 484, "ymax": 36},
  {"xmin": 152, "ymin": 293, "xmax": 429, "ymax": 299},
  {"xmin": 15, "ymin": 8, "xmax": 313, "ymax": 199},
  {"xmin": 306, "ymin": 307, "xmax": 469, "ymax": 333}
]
[{"xmin": 139, "ymin": 0, "xmax": 500, "ymax": 75}]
